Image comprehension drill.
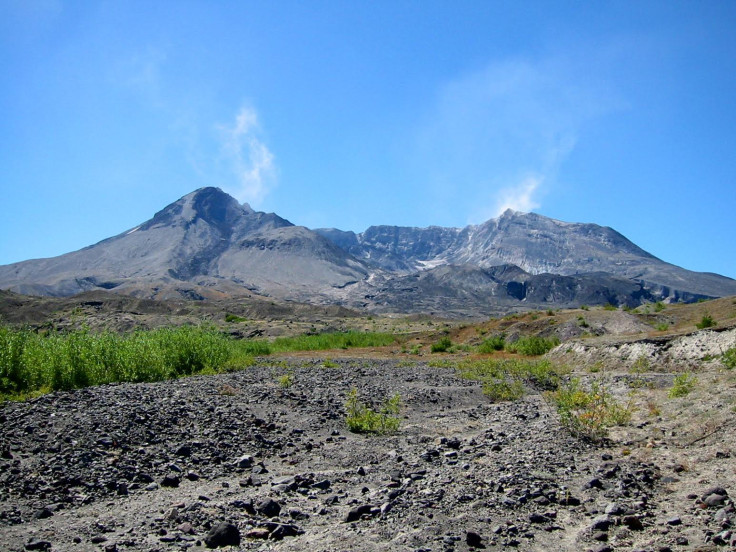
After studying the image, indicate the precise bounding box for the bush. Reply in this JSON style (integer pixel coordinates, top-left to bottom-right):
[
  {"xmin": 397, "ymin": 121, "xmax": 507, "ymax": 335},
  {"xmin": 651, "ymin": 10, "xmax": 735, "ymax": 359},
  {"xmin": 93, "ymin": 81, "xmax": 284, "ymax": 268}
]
[
  {"xmin": 669, "ymin": 373, "xmax": 697, "ymax": 398},
  {"xmin": 696, "ymin": 314, "xmax": 716, "ymax": 329},
  {"xmin": 224, "ymin": 313, "xmax": 247, "ymax": 323},
  {"xmin": 477, "ymin": 335, "xmax": 505, "ymax": 353},
  {"xmin": 431, "ymin": 336, "xmax": 452, "ymax": 353},
  {"xmin": 548, "ymin": 378, "xmax": 632, "ymax": 440},
  {"xmin": 345, "ymin": 389, "xmax": 401, "ymax": 434},
  {"xmin": 505, "ymin": 336, "xmax": 560, "ymax": 356},
  {"xmin": 722, "ymin": 347, "xmax": 736, "ymax": 370}
]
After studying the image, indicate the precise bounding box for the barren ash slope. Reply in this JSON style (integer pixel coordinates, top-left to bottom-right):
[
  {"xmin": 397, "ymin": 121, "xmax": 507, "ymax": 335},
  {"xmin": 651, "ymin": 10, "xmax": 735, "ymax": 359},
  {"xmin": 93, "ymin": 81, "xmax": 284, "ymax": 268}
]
[{"xmin": 1, "ymin": 186, "xmax": 735, "ymax": 315}]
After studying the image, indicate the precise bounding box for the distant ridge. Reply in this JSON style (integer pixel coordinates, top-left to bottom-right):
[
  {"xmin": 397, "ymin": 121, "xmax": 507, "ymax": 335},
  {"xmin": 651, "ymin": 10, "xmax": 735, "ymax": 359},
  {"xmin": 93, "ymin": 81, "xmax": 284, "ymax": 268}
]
[{"xmin": 0, "ymin": 187, "xmax": 734, "ymax": 317}]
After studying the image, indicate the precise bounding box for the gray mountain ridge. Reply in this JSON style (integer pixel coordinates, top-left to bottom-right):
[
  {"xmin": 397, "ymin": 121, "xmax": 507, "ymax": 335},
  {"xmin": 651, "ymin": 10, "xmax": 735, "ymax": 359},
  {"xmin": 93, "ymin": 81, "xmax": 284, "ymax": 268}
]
[{"xmin": 0, "ymin": 187, "xmax": 734, "ymax": 317}]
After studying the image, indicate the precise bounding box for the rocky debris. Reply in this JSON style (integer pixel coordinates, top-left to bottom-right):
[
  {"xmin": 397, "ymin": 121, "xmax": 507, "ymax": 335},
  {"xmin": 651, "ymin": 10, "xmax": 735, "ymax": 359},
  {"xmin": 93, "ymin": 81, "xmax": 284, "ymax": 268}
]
[
  {"xmin": 0, "ymin": 358, "xmax": 731, "ymax": 550},
  {"xmin": 204, "ymin": 521, "xmax": 240, "ymax": 548}
]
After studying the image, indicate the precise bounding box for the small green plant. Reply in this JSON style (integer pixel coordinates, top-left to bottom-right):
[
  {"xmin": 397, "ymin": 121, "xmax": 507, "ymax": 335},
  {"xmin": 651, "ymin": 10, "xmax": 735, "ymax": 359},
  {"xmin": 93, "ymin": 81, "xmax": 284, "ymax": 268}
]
[
  {"xmin": 722, "ymin": 347, "xmax": 736, "ymax": 370},
  {"xmin": 322, "ymin": 359, "xmax": 339, "ymax": 368},
  {"xmin": 577, "ymin": 316, "xmax": 589, "ymax": 328},
  {"xmin": 622, "ymin": 304, "xmax": 632, "ymax": 312},
  {"xmin": 629, "ymin": 355, "xmax": 650, "ymax": 374},
  {"xmin": 668, "ymin": 373, "xmax": 697, "ymax": 398},
  {"xmin": 603, "ymin": 303, "xmax": 617, "ymax": 311},
  {"xmin": 655, "ymin": 322, "xmax": 670, "ymax": 332},
  {"xmin": 580, "ymin": 305, "xmax": 589, "ymax": 311},
  {"xmin": 548, "ymin": 378, "xmax": 633, "ymax": 441},
  {"xmin": 654, "ymin": 301, "xmax": 665, "ymax": 312},
  {"xmin": 546, "ymin": 309, "xmax": 554, "ymax": 316},
  {"xmin": 696, "ymin": 314, "xmax": 716, "ymax": 329},
  {"xmin": 277, "ymin": 372, "xmax": 294, "ymax": 388},
  {"xmin": 477, "ymin": 335, "xmax": 505, "ymax": 353},
  {"xmin": 431, "ymin": 336, "xmax": 453, "ymax": 353},
  {"xmin": 345, "ymin": 389, "xmax": 401, "ymax": 434}
]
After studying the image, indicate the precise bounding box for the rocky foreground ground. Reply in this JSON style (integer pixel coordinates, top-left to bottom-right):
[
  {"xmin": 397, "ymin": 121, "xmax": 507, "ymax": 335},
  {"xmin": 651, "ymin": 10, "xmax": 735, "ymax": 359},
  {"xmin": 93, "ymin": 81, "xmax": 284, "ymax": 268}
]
[{"xmin": 1, "ymin": 354, "xmax": 734, "ymax": 552}]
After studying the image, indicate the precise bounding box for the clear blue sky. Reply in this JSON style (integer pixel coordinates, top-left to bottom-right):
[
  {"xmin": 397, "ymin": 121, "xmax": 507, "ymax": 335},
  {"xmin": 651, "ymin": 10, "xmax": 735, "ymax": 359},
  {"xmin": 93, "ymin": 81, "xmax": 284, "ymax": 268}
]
[{"xmin": 1, "ymin": 1, "xmax": 735, "ymax": 278}]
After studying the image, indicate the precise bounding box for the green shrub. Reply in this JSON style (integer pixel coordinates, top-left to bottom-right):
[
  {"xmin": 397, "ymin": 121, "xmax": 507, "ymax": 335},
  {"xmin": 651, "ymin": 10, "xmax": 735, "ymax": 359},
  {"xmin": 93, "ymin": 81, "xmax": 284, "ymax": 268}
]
[
  {"xmin": 654, "ymin": 301, "xmax": 665, "ymax": 312},
  {"xmin": 696, "ymin": 314, "xmax": 716, "ymax": 329},
  {"xmin": 669, "ymin": 373, "xmax": 697, "ymax": 398},
  {"xmin": 548, "ymin": 378, "xmax": 632, "ymax": 440},
  {"xmin": 722, "ymin": 347, "xmax": 736, "ymax": 370},
  {"xmin": 478, "ymin": 335, "xmax": 505, "ymax": 353},
  {"xmin": 483, "ymin": 379, "xmax": 524, "ymax": 401},
  {"xmin": 655, "ymin": 322, "xmax": 670, "ymax": 332},
  {"xmin": 277, "ymin": 373, "xmax": 294, "ymax": 388},
  {"xmin": 505, "ymin": 336, "xmax": 560, "ymax": 356},
  {"xmin": 345, "ymin": 388, "xmax": 401, "ymax": 434},
  {"xmin": 224, "ymin": 313, "xmax": 247, "ymax": 323},
  {"xmin": 431, "ymin": 336, "xmax": 452, "ymax": 353},
  {"xmin": 603, "ymin": 303, "xmax": 617, "ymax": 311}
]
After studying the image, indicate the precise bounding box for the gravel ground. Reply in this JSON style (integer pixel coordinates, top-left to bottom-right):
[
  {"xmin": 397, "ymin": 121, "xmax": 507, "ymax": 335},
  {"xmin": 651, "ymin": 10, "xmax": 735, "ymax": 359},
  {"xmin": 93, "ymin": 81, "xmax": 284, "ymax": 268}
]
[{"xmin": 1, "ymin": 358, "xmax": 733, "ymax": 552}]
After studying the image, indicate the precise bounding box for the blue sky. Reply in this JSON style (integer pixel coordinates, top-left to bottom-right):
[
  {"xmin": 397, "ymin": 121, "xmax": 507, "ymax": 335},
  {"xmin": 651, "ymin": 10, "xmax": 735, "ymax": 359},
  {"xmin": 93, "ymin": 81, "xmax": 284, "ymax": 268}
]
[{"xmin": 1, "ymin": 1, "xmax": 735, "ymax": 279}]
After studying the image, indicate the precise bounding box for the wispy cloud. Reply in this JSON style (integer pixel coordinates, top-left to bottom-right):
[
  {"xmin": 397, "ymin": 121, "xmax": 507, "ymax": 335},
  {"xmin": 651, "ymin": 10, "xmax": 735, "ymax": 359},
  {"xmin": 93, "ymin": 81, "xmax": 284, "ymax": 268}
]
[
  {"xmin": 493, "ymin": 176, "xmax": 542, "ymax": 215},
  {"xmin": 219, "ymin": 106, "xmax": 276, "ymax": 205},
  {"xmin": 417, "ymin": 55, "xmax": 618, "ymax": 222}
]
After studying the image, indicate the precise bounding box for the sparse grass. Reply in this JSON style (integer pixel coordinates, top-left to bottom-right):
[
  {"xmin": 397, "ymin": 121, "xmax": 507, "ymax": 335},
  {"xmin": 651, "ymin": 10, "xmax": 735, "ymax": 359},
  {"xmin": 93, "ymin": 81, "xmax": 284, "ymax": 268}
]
[
  {"xmin": 547, "ymin": 378, "xmax": 633, "ymax": 441},
  {"xmin": 322, "ymin": 359, "xmax": 339, "ymax": 368},
  {"xmin": 654, "ymin": 301, "xmax": 665, "ymax": 312},
  {"xmin": 603, "ymin": 303, "xmax": 617, "ymax": 311},
  {"xmin": 655, "ymin": 322, "xmax": 670, "ymax": 332},
  {"xmin": 668, "ymin": 373, "xmax": 697, "ymax": 398},
  {"xmin": 696, "ymin": 314, "xmax": 716, "ymax": 329},
  {"xmin": 505, "ymin": 335, "xmax": 560, "ymax": 356},
  {"xmin": 577, "ymin": 316, "xmax": 589, "ymax": 328},
  {"xmin": 345, "ymin": 388, "xmax": 401, "ymax": 434}
]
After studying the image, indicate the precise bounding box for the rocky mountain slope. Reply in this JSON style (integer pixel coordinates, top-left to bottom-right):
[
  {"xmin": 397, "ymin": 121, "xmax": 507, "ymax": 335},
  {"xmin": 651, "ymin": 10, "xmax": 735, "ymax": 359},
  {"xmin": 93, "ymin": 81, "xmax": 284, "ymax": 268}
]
[{"xmin": 1, "ymin": 187, "xmax": 734, "ymax": 316}]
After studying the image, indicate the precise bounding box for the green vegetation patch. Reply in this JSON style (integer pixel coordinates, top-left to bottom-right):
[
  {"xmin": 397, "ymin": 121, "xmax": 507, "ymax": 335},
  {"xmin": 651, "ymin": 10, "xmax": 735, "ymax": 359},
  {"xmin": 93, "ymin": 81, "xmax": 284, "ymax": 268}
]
[
  {"xmin": 722, "ymin": 347, "xmax": 736, "ymax": 370},
  {"xmin": 345, "ymin": 388, "xmax": 401, "ymax": 434},
  {"xmin": 696, "ymin": 314, "xmax": 716, "ymax": 329},
  {"xmin": 668, "ymin": 372, "xmax": 697, "ymax": 398},
  {"xmin": 505, "ymin": 335, "xmax": 560, "ymax": 356},
  {"xmin": 455, "ymin": 358, "xmax": 562, "ymax": 402},
  {"xmin": 270, "ymin": 331, "xmax": 398, "ymax": 353},
  {"xmin": 431, "ymin": 336, "xmax": 452, "ymax": 353},
  {"xmin": 547, "ymin": 378, "xmax": 633, "ymax": 441},
  {"xmin": 0, "ymin": 325, "xmax": 230, "ymax": 398},
  {"xmin": 477, "ymin": 335, "xmax": 505, "ymax": 353}
]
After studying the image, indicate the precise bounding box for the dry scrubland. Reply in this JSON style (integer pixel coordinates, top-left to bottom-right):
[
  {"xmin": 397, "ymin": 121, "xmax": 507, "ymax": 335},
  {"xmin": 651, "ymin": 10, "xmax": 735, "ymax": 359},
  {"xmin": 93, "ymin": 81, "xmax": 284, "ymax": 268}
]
[{"xmin": 1, "ymin": 295, "xmax": 736, "ymax": 551}]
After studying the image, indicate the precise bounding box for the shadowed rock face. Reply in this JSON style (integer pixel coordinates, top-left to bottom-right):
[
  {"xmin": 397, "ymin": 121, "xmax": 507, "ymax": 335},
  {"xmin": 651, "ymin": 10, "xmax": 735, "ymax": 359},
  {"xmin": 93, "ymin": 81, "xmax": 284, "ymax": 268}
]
[{"xmin": 0, "ymin": 187, "xmax": 734, "ymax": 315}]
